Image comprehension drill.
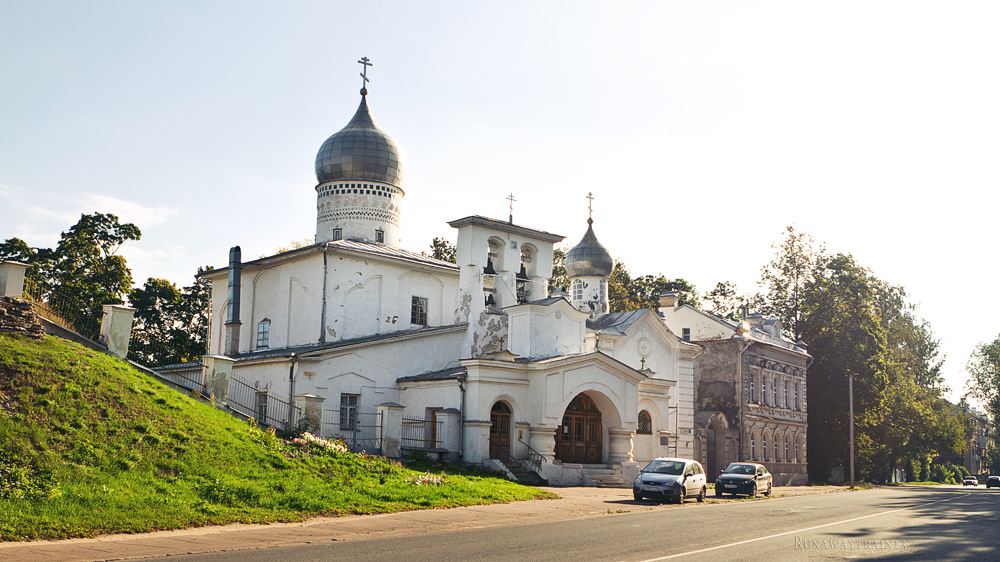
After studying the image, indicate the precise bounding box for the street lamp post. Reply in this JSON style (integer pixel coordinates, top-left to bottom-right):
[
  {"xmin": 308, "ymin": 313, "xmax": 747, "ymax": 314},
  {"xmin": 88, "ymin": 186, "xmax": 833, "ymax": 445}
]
[{"xmin": 849, "ymin": 372, "xmax": 855, "ymax": 489}]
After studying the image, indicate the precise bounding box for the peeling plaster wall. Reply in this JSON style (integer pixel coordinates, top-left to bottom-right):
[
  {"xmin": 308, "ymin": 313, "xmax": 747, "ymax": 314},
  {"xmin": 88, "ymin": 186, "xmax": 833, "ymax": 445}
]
[{"xmin": 206, "ymin": 250, "xmax": 459, "ymax": 354}]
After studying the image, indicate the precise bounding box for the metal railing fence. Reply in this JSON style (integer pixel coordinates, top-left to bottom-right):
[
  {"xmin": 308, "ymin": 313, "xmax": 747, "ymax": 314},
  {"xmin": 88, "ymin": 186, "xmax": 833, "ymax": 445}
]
[
  {"xmin": 320, "ymin": 409, "xmax": 382, "ymax": 453},
  {"xmin": 22, "ymin": 278, "xmax": 101, "ymax": 341},
  {"xmin": 401, "ymin": 416, "xmax": 443, "ymax": 449},
  {"xmin": 227, "ymin": 374, "xmax": 300, "ymax": 430}
]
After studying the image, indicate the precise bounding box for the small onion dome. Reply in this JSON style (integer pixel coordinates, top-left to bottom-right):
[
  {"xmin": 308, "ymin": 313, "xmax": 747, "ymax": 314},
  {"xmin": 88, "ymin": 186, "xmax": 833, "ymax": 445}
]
[
  {"xmin": 314, "ymin": 93, "xmax": 405, "ymax": 187},
  {"xmin": 565, "ymin": 219, "xmax": 614, "ymax": 278}
]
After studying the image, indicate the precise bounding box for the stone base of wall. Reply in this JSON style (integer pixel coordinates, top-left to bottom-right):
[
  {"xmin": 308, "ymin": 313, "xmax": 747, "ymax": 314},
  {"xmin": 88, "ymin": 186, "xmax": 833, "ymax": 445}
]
[{"xmin": 0, "ymin": 297, "xmax": 45, "ymax": 339}]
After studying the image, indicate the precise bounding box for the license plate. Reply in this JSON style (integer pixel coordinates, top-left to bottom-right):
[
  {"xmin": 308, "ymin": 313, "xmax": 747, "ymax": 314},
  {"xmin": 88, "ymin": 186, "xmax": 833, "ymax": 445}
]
[
  {"xmin": 643, "ymin": 486, "xmax": 659, "ymax": 492},
  {"xmin": 723, "ymin": 484, "xmax": 736, "ymax": 488}
]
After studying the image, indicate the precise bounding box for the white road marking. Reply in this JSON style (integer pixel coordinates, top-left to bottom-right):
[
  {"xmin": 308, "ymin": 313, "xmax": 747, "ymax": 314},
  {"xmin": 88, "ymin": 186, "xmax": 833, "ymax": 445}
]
[{"xmin": 628, "ymin": 492, "xmax": 969, "ymax": 561}]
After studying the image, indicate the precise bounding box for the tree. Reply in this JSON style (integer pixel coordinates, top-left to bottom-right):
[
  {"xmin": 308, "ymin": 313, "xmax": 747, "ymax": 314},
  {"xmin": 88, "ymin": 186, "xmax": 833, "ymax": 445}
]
[
  {"xmin": 548, "ymin": 247, "xmax": 569, "ymax": 294},
  {"xmin": 265, "ymin": 237, "xmax": 316, "ymax": 257},
  {"xmin": 760, "ymin": 226, "xmax": 824, "ymax": 340},
  {"xmin": 608, "ymin": 261, "xmax": 700, "ymax": 313},
  {"xmin": 705, "ymin": 281, "xmax": 762, "ymax": 321},
  {"xmin": 128, "ymin": 267, "xmax": 211, "ymax": 366},
  {"xmin": 0, "ymin": 238, "xmax": 37, "ymax": 264},
  {"xmin": 799, "ymin": 253, "xmax": 889, "ymax": 482},
  {"xmin": 967, "ymin": 334, "xmax": 1000, "ymax": 423},
  {"xmin": 430, "ymin": 237, "xmax": 457, "ymax": 264}
]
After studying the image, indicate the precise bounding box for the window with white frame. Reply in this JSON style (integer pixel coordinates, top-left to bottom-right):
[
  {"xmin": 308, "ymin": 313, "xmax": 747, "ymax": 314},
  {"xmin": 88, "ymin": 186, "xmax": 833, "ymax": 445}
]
[
  {"xmin": 411, "ymin": 296, "xmax": 428, "ymax": 326},
  {"xmin": 774, "ymin": 432, "xmax": 779, "ymax": 461},
  {"xmin": 339, "ymin": 394, "xmax": 359, "ymax": 431},
  {"xmin": 762, "ymin": 433, "xmax": 768, "ymax": 461},
  {"xmin": 256, "ymin": 318, "xmax": 270, "ymax": 350},
  {"xmin": 751, "ymin": 434, "xmax": 756, "ymax": 460},
  {"xmin": 332, "ymin": 228, "xmax": 343, "ymax": 241},
  {"xmin": 572, "ymin": 279, "xmax": 583, "ymax": 300},
  {"xmin": 783, "ymin": 380, "xmax": 788, "ymax": 408},
  {"xmin": 795, "ymin": 439, "xmax": 800, "ymax": 463},
  {"xmin": 762, "ymin": 376, "xmax": 768, "ymax": 405},
  {"xmin": 771, "ymin": 378, "xmax": 777, "ymax": 406},
  {"xmin": 784, "ymin": 436, "xmax": 790, "ymax": 462},
  {"xmin": 375, "ymin": 229, "xmax": 384, "ymax": 244},
  {"xmin": 682, "ymin": 328, "xmax": 691, "ymax": 341},
  {"xmin": 749, "ymin": 375, "xmax": 755, "ymax": 403}
]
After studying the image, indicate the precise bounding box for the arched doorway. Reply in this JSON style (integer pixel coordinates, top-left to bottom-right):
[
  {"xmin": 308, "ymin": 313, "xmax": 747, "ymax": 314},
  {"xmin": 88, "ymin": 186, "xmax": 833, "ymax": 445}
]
[
  {"xmin": 489, "ymin": 402, "xmax": 511, "ymax": 459},
  {"xmin": 556, "ymin": 394, "xmax": 602, "ymax": 464}
]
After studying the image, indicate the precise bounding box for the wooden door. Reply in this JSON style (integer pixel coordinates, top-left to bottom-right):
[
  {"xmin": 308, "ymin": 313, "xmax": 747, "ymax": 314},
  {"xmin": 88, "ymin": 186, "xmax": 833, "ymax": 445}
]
[
  {"xmin": 490, "ymin": 402, "xmax": 511, "ymax": 459},
  {"xmin": 556, "ymin": 394, "xmax": 602, "ymax": 464}
]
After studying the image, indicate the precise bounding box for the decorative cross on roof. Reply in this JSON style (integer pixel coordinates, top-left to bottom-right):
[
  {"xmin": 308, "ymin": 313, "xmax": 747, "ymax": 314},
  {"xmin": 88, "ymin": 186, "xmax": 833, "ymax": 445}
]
[
  {"xmin": 586, "ymin": 192, "xmax": 595, "ymax": 220},
  {"xmin": 358, "ymin": 57, "xmax": 372, "ymax": 92},
  {"xmin": 507, "ymin": 193, "xmax": 517, "ymax": 224}
]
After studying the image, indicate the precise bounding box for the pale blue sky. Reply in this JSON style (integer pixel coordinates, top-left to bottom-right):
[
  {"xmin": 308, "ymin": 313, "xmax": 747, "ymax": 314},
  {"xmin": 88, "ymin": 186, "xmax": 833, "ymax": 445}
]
[{"xmin": 2, "ymin": 1, "xmax": 998, "ymax": 403}]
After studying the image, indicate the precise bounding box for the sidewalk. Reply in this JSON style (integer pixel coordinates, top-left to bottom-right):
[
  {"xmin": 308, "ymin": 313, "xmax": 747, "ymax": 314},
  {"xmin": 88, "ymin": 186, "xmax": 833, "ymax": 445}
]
[{"xmin": 0, "ymin": 486, "xmax": 842, "ymax": 562}]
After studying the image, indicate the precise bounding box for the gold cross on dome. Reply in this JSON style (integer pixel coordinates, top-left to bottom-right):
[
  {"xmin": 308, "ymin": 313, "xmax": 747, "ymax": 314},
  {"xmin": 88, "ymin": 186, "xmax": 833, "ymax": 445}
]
[
  {"xmin": 358, "ymin": 57, "xmax": 372, "ymax": 88},
  {"xmin": 586, "ymin": 192, "xmax": 595, "ymax": 219}
]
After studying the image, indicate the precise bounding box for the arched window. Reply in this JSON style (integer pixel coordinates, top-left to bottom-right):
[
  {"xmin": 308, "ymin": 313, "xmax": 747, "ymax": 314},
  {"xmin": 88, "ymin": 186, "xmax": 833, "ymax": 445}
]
[
  {"xmin": 762, "ymin": 433, "xmax": 768, "ymax": 461},
  {"xmin": 784, "ymin": 435, "xmax": 790, "ymax": 462},
  {"xmin": 795, "ymin": 438, "xmax": 800, "ymax": 463},
  {"xmin": 637, "ymin": 410, "xmax": 652, "ymax": 434},
  {"xmin": 762, "ymin": 376, "xmax": 768, "ymax": 405},
  {"xmin": 750, "ymin": 434, "xmax": 757, "ymax": 461},
  {"xmin": 773, "ymin": 431, "xmax": 780, "ymax": 461}
]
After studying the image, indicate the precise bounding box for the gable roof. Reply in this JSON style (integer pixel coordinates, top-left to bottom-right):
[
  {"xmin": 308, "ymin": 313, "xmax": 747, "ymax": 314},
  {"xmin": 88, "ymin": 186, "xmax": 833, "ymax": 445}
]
[{"xmin": 587, "ymin": 309, "xmax": 649, "ymax": 336}]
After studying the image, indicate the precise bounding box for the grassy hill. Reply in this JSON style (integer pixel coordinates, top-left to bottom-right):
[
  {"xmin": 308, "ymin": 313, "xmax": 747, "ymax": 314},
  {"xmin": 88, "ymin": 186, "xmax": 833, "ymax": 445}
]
[{"xmin": 0, "ymin": 332, "xmax": 553, "ymax": 541}]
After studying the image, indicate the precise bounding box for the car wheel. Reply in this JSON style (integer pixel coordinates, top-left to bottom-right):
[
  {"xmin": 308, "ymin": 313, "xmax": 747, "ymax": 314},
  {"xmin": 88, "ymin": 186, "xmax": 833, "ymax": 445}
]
[
  {"xmin": 676, "ymin": 489, "xmax": 685, "ymax": 504},
  {"xmin": 633, "ymin": 492, "xmax": 643, "ymax": 501},
  {"xmin": 750, "ymin": 483, "xmax": 757, "ymax": 498},
  {"xmin": 715, "ymin": 488, "xmax": 723, "ymax": 497},
  {"xmin": 697, "ymin": 487, "xmax": 706, "ymax": 502},
  {"xmin": 765, "ymin": 483, "xmax": 772, "ymax": 497}
]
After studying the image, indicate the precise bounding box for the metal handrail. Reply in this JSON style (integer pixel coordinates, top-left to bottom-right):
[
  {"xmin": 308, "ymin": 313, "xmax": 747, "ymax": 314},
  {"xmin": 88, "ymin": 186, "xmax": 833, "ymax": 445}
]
[
  {"xmin": 488, "ymin": 436, "xmax": 519, "ymax": 468},
  {"xmin": 517, "ymin": 439, "xmax": 545, "ymax": 474}
]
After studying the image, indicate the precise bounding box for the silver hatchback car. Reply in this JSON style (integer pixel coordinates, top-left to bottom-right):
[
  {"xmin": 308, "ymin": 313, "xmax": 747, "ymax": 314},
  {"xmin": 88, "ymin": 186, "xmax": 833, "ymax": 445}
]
[{"xmin": 633, "ymin": 458, "xmax": 707, "ymax": 503}]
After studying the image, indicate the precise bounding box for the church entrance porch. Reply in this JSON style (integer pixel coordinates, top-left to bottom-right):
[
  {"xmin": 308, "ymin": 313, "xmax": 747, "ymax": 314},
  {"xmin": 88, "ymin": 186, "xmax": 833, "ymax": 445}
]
[
  {"xmin": 556, "ymin": 394, "xmax": 603, "ymax": 464},
  {"xmin": 489, "ymin": 401, "xmax": 512, "ymax": 460}
]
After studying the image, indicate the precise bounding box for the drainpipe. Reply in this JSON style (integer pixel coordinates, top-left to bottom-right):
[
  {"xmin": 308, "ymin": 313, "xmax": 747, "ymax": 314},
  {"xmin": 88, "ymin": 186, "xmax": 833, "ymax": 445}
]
[
  {"xmin": 458, "ymin": 373, "xmax": 467, "ymax": 459},
  {"xmin": 319, "ymin": 243, "xmax": 330, "ymax": 343}
]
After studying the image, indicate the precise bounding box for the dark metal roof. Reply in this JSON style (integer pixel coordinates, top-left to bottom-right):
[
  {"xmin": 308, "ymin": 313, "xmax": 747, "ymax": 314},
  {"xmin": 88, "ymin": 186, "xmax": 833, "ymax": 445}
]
[
  {"xmin": 587, "ymin": 309, "xmax": 649, "ymax": 335},
  {"xmin": 565, "ymin": 219, "xmax": 614, "ymax": 278},
  {"xmin": 315, "ymin": 94, "xmax": 404, "ymax": 187},
  {"xmin": 396, "ymin": 366, "xmax": 468, "ymax": 383}
]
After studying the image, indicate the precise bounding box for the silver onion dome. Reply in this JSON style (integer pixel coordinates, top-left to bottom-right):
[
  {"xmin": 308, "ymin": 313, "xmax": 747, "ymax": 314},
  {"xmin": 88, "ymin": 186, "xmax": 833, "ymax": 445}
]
[
  {"xmin": 314, "ymin": 93, "xmax": 405, "ymax": 187},
  {"xmin": 565, "ymin": 219, "xmax": 614, "ymax": 278}
]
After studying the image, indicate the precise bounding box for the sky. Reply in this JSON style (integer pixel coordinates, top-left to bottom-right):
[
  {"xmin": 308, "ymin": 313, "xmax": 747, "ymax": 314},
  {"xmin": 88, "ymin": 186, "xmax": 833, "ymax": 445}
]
[{"xmin": 2, "ymin": 1, "xmax": 998, "ymax": 404}]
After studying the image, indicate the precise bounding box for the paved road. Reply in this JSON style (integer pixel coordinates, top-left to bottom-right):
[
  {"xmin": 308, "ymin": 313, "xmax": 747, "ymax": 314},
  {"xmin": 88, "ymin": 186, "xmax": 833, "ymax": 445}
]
[{"xmin": 29, "ymin": 485, "xmax": 993, "ymax": 562}]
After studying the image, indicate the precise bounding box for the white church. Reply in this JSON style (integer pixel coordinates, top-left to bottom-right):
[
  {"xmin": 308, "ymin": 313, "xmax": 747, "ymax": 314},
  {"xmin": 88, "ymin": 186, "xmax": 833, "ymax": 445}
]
[{"xmin": 200, "ymin": 65, "xmax": 699, "ymax": 485}]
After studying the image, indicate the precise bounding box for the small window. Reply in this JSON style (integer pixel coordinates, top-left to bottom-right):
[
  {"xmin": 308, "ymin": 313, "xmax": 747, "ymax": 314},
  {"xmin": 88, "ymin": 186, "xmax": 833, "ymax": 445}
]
[
  {"xmin": 572, "ymin": 279, "xmax": 583, "ymax": 300},
  {"xmin": 749, "ymin": 375, "xmax": 755, "ymax": 403},
  {"xmin": 332, "ymin": 228, "xmax": 343, "ymax": 241},
  {"xmin": 375, "ymin": 229, "xmax": 384, "ymax": 243},
  {"xmin": 762, "ymin": 433, "xmax": 768, "ymax": 461},
  {"xmin": 256, "ymin": 391, "xmax": 268, "ymax": 423},
  {"xmin": 637, "ymin": 410, "xmax": 652, "ymax": 434},
  {"xmin": 682, "ymin": 328, "xmax": 691, "ymax": 341},
  {"xmin": 256, "ymin": 319, "xmax": 270, "ymax": 349},
  {"xmin": 339, "ymin": 394, "xmax": 359, "ymax": 431},
  {"xmin": 411, "ymin": 296, "xmax": 428, "ymax": 326},
  {"xmin": 750, "ymin": 435, "xmax": 756, "ymax": 460},
  {"xmin": 774, "ymin": 433, "xmax": 780, "ymax": 461}
]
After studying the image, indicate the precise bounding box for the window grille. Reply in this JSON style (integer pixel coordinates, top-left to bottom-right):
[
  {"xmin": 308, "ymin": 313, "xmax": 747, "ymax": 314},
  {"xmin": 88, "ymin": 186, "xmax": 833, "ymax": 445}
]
[
  {"xmin": 637, "ymin": 410, "xmax": 652, "ymax": 434},
  {"xmin": 375, "ymin": 229, "xmax": 384, "ymax": 243},
  {"xmin": 411, "ymin": 296, "xmax": 428, "ymax": 326},
  {"xmin": 332, "ymin": 228, "xmax": 342, "ymax": 241},
  {"xmin": 340, "ymin": 394, "xmax": 359, "ymax": 431}
]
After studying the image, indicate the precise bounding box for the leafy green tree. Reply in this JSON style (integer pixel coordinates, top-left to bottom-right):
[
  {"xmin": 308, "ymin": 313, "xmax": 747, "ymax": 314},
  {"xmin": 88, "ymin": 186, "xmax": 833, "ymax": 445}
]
[
  {"xmin": 129, "ymin": 267, "xmax": 211, "ymax": 366},
  {"xmin": 967, "ymin": 334, "xmax": 1000, "ymax": 424},
  {"xmin": 264, "ymin": 237, "xmax": 316, "ymax": 258},
  {"xmin": 800, "ymin": 253, "xmax": 889, "ymax": 482},
  {"xmin": 49, "ymin": 213, "xmax": 140, "ymax": 313},
  {"xmin": 608, "ymin": 261, "xmax": 700, "ymax": 313},
  {"xmin": 430, "ymin": 237, "xmax": 457, "ymax": 264},
  {"xmin": 760, "ymin": 226, "xmax": 824, "ymax": 340},
  {"xmin": 0, "ymin": 238, "xmax": 37, "ymax": 265},
  {"xmin": 548, "ymin": 247, "xmax": 569, "ymax": 293}
]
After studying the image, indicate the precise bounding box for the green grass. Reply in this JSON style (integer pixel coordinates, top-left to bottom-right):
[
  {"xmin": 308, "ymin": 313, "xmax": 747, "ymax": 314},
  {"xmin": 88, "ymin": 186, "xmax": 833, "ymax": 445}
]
[{"xmin": 0, "ymin": 333, "xmax": 554, "ymax": 541}]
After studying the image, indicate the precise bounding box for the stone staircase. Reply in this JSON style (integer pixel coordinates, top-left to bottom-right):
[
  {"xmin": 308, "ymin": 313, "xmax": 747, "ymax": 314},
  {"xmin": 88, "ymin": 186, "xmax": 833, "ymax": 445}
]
[
  {"xmin": 582, "ymin": 465, "xmax": 629, "ymax": 488},
  {"xmin": 503, "ymin": 462, "xmax": 548, "ymax": 486}
]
